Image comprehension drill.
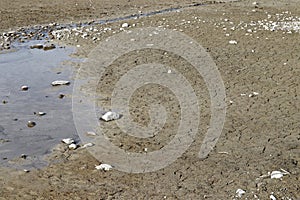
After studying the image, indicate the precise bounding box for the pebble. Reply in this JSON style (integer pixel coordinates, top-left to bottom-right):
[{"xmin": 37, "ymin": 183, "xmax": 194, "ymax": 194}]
[
  {"xmin": 58, "ymin": 93, "xmax": 65, "ymax": 99},
  {"xmin": 30, "ymin": 44, "xmax": 43, "ymax": 49},
  {"xmin": 68, "ymin": 143, "xmax": 77, "ymax": 150},
  {"xmin": 51, "ymin": 80, "xmax": 70, "ymax": 86},
  {"xmin": 36, "ymin": 112, "xmax": 46, "ymax": 116},
  {"xmin": 86, "ymin": 131, "xmax": 96, "ymax": 136},
  {"xmin": 21, "ymin": 85, "xmax": 29, "ymax": 91},
  {"xmin": 229, "ymin": 40, "xmax": 238, "ymax": 45},
  {"xmin": 121, "ymin": 23, "xmax": 129, "ymax": 28},
  {"xmin": 81, "ymin": 143, "xmax": 94, "ymax": 148},
  {"xmin": 101, "ymin": 111, "xmax": 120, "ymax": 122},
  {"xmin": 95, "ymin": 164, "xmax": 113, "ymax": 171},
  {"xmin": 62, "ymin": 138, "xmax": 74, "ymax": 145},
  {"xmin": 270, "ymin": 171, "xmax": 284, "ymax": 179},
  {"xmin": 236, "ymin": 188, "xmax": 246, "ymax": 198},
  {"xmin": 27, "ymin": 121, "xmax": 36, "ymax": 128},
  {"xmin": 43, "ymin": 44, "xmax": 56, "ymax": 51}
]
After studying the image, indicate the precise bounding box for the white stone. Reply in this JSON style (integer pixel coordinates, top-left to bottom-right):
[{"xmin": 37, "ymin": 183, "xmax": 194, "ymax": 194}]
[
  {"xmin": 51, "ymin": 80, "xmax": 70, "ymax": 86},
  {"xmin": 236, "ymin": 188, "xmax": 246, "ymax": 198},
  {"xmin": 270, "ymin": 171, "xmax": 284, "ymax": 179},
  {"xmin": 229, "ymin": 40, "xmax": 238, "ymax": 45},
  {"xmin": 101, "ymin": 111, "xmax": 120, "ymax": 122},
  {"xmin": 68, "ymin": 143, "xmax": 77, "ymax": 150},
  {"xmin": 62, "ymin": 138, "xmax": 74, "ymax": 145},
  {"xmin": 121, "ymin": 23, "xmax": 129, "ymax": 28},
  {"xmin": 95, "ymin": 164, "xmax": 113, "ymax": 171},
  {"xmin": 81, "ymin": 143, "xmax": 94, "ymax": 148}
]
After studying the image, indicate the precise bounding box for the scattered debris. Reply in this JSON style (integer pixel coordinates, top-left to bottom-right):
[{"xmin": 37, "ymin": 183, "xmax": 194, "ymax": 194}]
[
  {"xmin": 27, "ymin": 121, "xmax": 36, "ymax": 128},
  {"xmin": 51, "ymin": 80, "xmax": 70, "ymax": 86},
  {"xmin": 95, "ymin": 163, "xmax": 113, "ymax": 171},
  {"xmin": 101, "ymin": 111, "xmax": 120, "ymax": 122},
  {"xmin": 236, "ymin": 188, "xmax": 246, "ymax": 198}
]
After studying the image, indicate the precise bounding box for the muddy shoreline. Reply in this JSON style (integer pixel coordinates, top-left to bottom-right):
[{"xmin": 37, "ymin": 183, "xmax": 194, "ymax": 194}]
[{"xmin": 0, "ymin": 0, "xmax": 299, "ymax": 199}]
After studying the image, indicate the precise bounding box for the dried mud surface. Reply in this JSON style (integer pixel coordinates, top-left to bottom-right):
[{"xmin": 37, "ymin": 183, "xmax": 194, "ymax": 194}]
[{"xmin": 0, "ymin": 0, "xmax": 299, "ymax": 199}]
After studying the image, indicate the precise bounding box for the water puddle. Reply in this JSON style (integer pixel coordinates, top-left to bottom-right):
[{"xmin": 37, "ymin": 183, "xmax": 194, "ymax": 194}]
[{"xmin": 0, "ymin": 41, "xmax": 78, "ymax": 169}]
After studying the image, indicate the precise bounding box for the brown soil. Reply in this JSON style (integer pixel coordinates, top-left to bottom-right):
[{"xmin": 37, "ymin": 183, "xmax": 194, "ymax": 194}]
[{"xmin": 0, "ymin": 0, "xmax": 299, "ymax": 199}]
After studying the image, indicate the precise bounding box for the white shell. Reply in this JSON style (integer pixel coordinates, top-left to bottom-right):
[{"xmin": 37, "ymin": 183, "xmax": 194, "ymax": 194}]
[
  {"xmin": 270, "ymin": 171, "xmax": 284, "ymax": 179},
  {"xmin": 101, "ymin": 111, "xmax": 120, "ymax": 122},
  {"xmin": 236, "ymin": 188, "xmax": 246, "ymax": 198},
  {"xmin": 62, "ymin": 138, "xmax": 74, "ymax": 145},
  {"xmin": 95, "ymin": 164, "xmax": 113, "ymax": 171},
  {"xmin": 51, "ymin": 80, "xmax": 70, "ymax": 86},
  {"xmin": 68, "ymin": 143, "xmax": 77, "ymax": 150}
]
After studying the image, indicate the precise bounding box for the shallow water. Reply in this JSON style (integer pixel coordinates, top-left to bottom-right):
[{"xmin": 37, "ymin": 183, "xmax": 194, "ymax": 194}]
[{"xmin": 0, "ymin": 41, "xmax": 78, "ymax": 169}]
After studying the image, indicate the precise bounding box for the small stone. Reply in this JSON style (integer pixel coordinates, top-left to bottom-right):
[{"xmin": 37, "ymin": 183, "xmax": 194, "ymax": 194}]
[
  {"xmin": 68, "ymin": 143, "xmax": 77, "ymax": 150},
  {"xmin": 81, "ymin": 143, "xmax": 94, "ymax": 148},
  {"xmin": 30, "ymin": 44, "xmax": 43, "ymax": 49},
  {"xmin": 270, "ymin": 171, "xmax": 284, "ymax": 179},
  {"xmin": 229, "ymin": 40, "xmax": 238, "ymax": 45},
  {"xmin": 43, "ymin": 44, "xmax": 56, "ymax": 51},
  {"xmin": 121, "ymin": 23, "xmax": 129, "ymax": 28},
  {"xmin": 20, "ymin": 154, "xmax": 27, "ymax": 159},
  {"xmin": 21, "ymin": 85, "xmax": 29, "ymax": 91},
  {"xmin": 51, "ymin": 80, "xmax": 70, "ymax": 86},
  {"xmin": 2, "ymin": 100, "xmax": 7, "ymax": 104},
  {"xmin": 95, "ymin": 164, "xmax": 113, "ymax": 171},
  {"xmin": 236, "ymin": 188, "xmax": 246, "ymax": 198},
  {"xmin": 58, "ymin": 93, "xmax": 65, "ymax": 99},
  {"xmin": 38, "ymin": 112, "xmax": 46, "ymax": 116},
  {"xmin": 86, "ymin": 131, "xmax": 96, "ymax": 136},
  {"xmin": 62, "ymin": 138, "xmax": 74, "ymax": 145},
  {"xmin": 27, "ymin": 121, "xmax": 36, "ymax": 128},
  {"xmin": 101, "ymin": 111, "xmax": 120, "ymax": 122}
]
